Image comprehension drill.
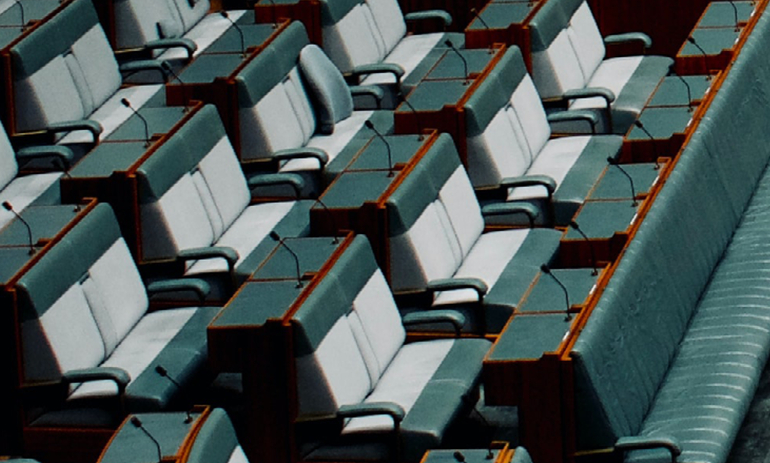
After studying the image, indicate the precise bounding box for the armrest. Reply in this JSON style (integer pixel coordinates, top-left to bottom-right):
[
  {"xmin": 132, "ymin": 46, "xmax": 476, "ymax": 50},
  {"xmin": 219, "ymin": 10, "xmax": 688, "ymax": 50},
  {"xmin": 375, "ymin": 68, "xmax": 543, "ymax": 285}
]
[
  {"xmin": 404, "ymin": 10, "xmax": 452, "ymax": 27},
  {"xmin": 547, "ymin": 110, "xmax": 599, "ymax": 134},
  {"xmin": 481, "ymin": 202, "xmax": 540, "ymax": 228},
  {"xmin": 16, "ymin": 145, "xmax": 74, "ymax": 169},
  {"xmin": 177, "ymin": 246, "xmax": 239, "ymax": 274},
  {"xmin": 563, "ymin": 87, "xmax": 616, "ymax": 108},
  {"xmin": 402, "ymin": 310, "xmax": 466, "ymax": 337},
  {"xmin": 145, "ymin": 37, "xmax": 197, "ymax": 59},
  {"xmin": 47, "ymin": 120, "xmax": 103, "ymax": 144},
  {"xmin": 273, "ymin": 147, "xmax": 329, "ymax": 166},
  {"xmin": 427, "ymin": 277, "xmax": 488, "ymax": 301},
  {"xmin": 119, "ymin": 59, "xmax": 167, "ymax": 80},
  {"xmin": 604, "ymin": 32, "xmax": 652, "ymax": 49},
  {"xmin": 500, "ymin": 175, "xmax": 557, "ymax": 199},
  {"xmin": 338, "ymin": 402, "xmax": 406, "ymax": 424},
  {"xmin": 146, "ymin": 278, "xmax": 211, "ymax": 301},
  {"xmin": 350, "ymin": 63, "xmax": 405, "ymax": 83},
  {"xmin": 350, "ymin": 85, "xmax": 385, "ymax": 108},
  {"xmin": 615, "ymin": 436, "xmax": 681, "ymax": 462},
  {"xmin": 62, "ymin": 367, "xmax": 131, "ymax": 395},
  {"xmin": 247, "ymin": 173, "xmax": 305, "ymax": 198}
]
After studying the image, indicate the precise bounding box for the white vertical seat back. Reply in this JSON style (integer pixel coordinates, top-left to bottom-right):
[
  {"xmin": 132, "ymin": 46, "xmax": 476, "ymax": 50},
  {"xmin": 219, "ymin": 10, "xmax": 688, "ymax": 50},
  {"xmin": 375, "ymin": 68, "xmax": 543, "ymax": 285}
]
[{"xmin": 566, "ymin": 1, "xmax": 605, "ymax": 82}]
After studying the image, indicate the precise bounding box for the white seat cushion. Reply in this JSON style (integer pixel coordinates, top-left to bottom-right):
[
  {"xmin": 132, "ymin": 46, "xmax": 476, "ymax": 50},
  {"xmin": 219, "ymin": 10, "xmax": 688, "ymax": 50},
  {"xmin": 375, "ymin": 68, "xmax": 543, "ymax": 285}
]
[
  {"xmin": 159, "ymin": 10, "xmax": 247, "ymax": 60},
  {"xmin": 569, "ymin": 56, "xmax": 644, "ymax": 111},
  {"xmin": 361, "ymin": 33, "xmax": 445, "ymax": 85}
]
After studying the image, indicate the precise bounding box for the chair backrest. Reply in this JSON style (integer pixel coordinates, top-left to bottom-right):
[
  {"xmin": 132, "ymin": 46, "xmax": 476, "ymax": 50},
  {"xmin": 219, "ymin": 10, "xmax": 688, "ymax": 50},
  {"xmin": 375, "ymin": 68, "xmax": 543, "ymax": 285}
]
[
  {"xmin": 464, "ymin": 46, "xmax": 551, "ymax": 188},
  {"xmin": 112, "ymin": 0, "xmax": 182, "ymax": 48},
  {"xmin": 137, "ymin": 105, "xmax": 250, "ymax": 262},
  {"xmin": 10, "ymin": 0, "xmax": 121, "ymax": 132},
  {"xmin": 292, "ymin": 236, "xmax": 405, "ymax": 416},
  {"xmin": 186, "ymin": 408, "xmax": 248, "ymax": 463},
  {"xmin": 16, "ymin": 204, "xmax": 147, "ymax": 384},
  {"xmin": 386, "ymin": 134, "xmax": 483, "ymax": 292}
]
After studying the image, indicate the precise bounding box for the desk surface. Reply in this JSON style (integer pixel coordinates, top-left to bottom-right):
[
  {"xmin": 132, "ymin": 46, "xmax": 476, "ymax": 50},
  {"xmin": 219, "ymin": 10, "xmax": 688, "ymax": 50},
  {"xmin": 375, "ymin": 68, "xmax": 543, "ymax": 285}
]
[
  {"xmin": 679, "ymin": 27, "xmax": 742, "ymax": 56},
  {"xmin": 697, "ymin": 1, "xmax": 756, "ymax": 27},
  {"xmin": 518, "ymin": 268, "xmax": 599, "ymax": 314},
  {"xmin": 646, "ymin": 75, "xmax": 713, "ymax": 107},
  {"xmin": 466, "ymin": 1, "xmax": 534, "ymax": 30},
  {"xmin": 211, "ymin": 280, "xmax": 305, "ymax": 328},
  {"xmin": 69, "ymin": 142, "xmax": 149, "ymax": 178},
  {"xmin": 177, "ymin": 53, "xmax": 246, "ymax": 83},
  {"xmin": 626, "ymin": 106, "xmax": 694, "ymax": 140},
  {"xmin": 489, "ymin": 314, "xmax": 575, "ymax": 361},
  {"xmin": 0, "ymin": 0, "xmax": 60, "ymax": 27},
  {"xmin": 425, "ymin": 49, "xmax": 499, "ymax": 80},
  {"xmin": 0, "ymin": 205, "xmax": 80, "ymax": 247},
  {"xmin": 345, "ymin": 135, "xmax": 424, "ymax": 171},
  {"xmin": 251, "ymin": 237, "xmax": 341, "ymax": 280},
  {"xmin": 106, "ymin": 107, "xmax": 188, "ymax": 142},
  {"xmin": 205, "ymin": 22, "xmax": 273, "ymax": 54},
  {"xmin": 565, "ymin": 199, "xmax": 640, "ymax": 240},
  {"xmin": 401, "ymin": 80, "xmax": 472, "ymax": 111},
  {"xmin": 321, "ymin": 170, "xmax": 397, "ymax": 209},
  {"xmin": 588, "ymin": 163, "xmax": 662, "ymax": 200}
]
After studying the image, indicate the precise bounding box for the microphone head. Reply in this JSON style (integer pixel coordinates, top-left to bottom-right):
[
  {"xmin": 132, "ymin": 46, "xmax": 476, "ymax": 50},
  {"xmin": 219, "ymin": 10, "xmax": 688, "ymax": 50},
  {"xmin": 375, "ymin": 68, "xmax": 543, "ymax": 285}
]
[
  {"xmin": 453, "ymin": 451, "xmax": 465, "ymax": 463},
  {"xmin": 269, "ymin": 231, "xmax": 281, "ymax": 242},
  {"xmin": 633, "ymin": 120, "xmax": 643, "ymax": 129},
  {"xmin": 2, "ymin": 201, "xmax": 12, "ymax": 211},
  {"xmin": 568, "ymin": 220, "xmax": 580, "ymax": 230},
  {"xmin": 219, "ymin": 10, "xmax": 230, "ymax": 18},
  {"xmin": 130, "ymin": 416, "xmax": 143, "ymax": 428},
  {"xmin": 444, "ymin": 39, "xmax": 454, "ymax": 48},
  {"xmin": 364, "ymin": 120, "xmax": 374, "ymax": 130},
  {"xmin": 687, "ymin": 36, "xmax": 696, "ymax": 44},
  {"xmin": 540, "ymin": 263, "xmax": 551, "ymax": 274},
  {"xmin": 470, "ymin": 7, "xmax": 478, "ymax": 14},
  {"xmin": 161, "ymin": 61, "xmax": 173, "ymax": 72},
  {"xmin": 120, "ymin": 98, "xmax": 131, "ymax": 108},
  {"xmin": 154, "ymin": 365, "xmax": 167, "ymax": 376},
  {"xmin": 607, "ymin": 156, "xmax": 618, "ymax": 165}
]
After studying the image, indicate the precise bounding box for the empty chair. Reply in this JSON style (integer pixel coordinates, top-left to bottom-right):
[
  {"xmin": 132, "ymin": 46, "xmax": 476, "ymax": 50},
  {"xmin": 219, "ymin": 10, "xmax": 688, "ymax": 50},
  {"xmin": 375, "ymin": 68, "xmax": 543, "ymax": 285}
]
[
  {"xmin": 0, "ymin": 122, "xmax": 72, "ymax": 229},
  {"xmin": 233, "ymin": 21, "xmax": 394, "ymax": 196},
  {"xmin": 385, "ymin": 133, "xmax": 563, "ymax": 332},
  {"xmin": 137, "ymin": 104, "xmax": 313, "ymax": 297},
  {"xmin": 528, "ymin": 0, "xmax": 673, "ymax": 134},
  {"xmin": 319, "ymin": 0, "xmax": 462, "ymax": 105},
  {"xmin": 464, "ymin": 46, "xmax": 623, "ymax": 226},
  {"xmin": 292, "ymin": 235, "xmax": 491, "ymax": 462},
  {"xmin": 9, "ymin": 0, "xmax": 165, "ymax": 145},
  {"xmin": 16, "ymin": 203, "xmax": 219, "ymax": 425}
]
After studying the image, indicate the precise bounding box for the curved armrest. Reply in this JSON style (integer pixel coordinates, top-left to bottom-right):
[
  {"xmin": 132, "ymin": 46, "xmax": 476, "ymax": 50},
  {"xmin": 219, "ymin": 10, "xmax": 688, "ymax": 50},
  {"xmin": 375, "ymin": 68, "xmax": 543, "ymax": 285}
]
[
  {"xmin": 350, "ymin": 63, "xmax": 405, "ymax": 83},
  {"xmin": 274, "ymin": 147, "xmax": 329, "ymax": 166},
  {"xmin": 615, "ymin": 436, "xmax": 681, "ymax": 462},
  {"xmin": 16, "ymin": 145, "xmax": 74, "ymax": 169},
  {"xmin": 145, "ymin": 37, "xmax": 198, "ymax": 59},
  {"xmin": 247, "ymin": 173, "xmax": 305, "ymax": 198},
  {"xmin": 178, "ymin": 246, "xmax": 239, "ymax": 273},
  {"xmin": 403, "ymin": 310, "xmax": 466, "ymax": 336},
  {"xmin": 350, "ymin": 85, "xmax": 385, "ymax": 108},
  {"xmin": 119, "ymin": 59, "xmax": 167, "ymax": 80},
  {"xmin": 563, "ymin": 87, "xmax": 616, "ymax": 108},
  {"xmin": 338, "ymin": 402, "xmax": 406, "ymax": 424},
  {"xmin": 404, "ymin": 10, "xmax": 452, "ymax": 27},
  {"xmin": 604, "ymin": 32, "xmax": 652, "ymax": 49},
  {"xmin": 47, "ymin": 120, "xmax": 103, "ymax": 144},
  {"xmin": 427, "ymin": 277, "xmax": 488, "ymax": 301},
  {"xmin": 62, "ymin": 367, "xmax": 131, "ymax": 395},
  {"xmin": 547, "ymin": 110, "xmax": 599, "ymax": 134},
  {"xmin": 500, "ymin": 175, "xmax": 557, "ymax": 199},
  {"xmin": 146, "ymin": 278, "xmax": 211, "ymax": 301},
  {"xmin": 482, "ymin": 202, "xmax": 540, "ymax": 228}
]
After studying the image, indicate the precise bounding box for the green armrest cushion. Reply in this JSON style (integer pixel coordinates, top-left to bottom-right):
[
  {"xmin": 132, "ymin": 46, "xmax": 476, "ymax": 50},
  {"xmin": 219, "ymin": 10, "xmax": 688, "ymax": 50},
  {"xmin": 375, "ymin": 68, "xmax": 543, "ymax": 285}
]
[
  {"xmin": 547, "ymin": 110, "xmax": 599, "ymax": 134},
  {"xmin": 350, "ymin": 63, "xmax": 406, "ymax": 81},
  {"xmin": 62, "ymin": 367, "xmax": 131, "ymax": 394},
  {"xmin": 563, "ymin": 87, "xmax": 616, "ymax": 107},
  {"xmin": 350, "ymin": 85, "xmax": 385, "ymax": 108},
  {"xmin": 481, "ymin": 202, "xmax": 540, "ymax": 227},
  {"xmin": 47, "ymin": 120, "xmax": 103, "ymax": 143},
  {"xmin": 119, "ymin": 59, "xmax": 167, "ymax": 80},
  {"xmin": 402, "ymin": 310, "xmax": 466, "ymax": 336},
  {"xmin": 604, "ymin": 32, "xmax": 652, "ymax": 49},
  {"xmin": 428, "ymin": 278, "xmax": 489, "ymax": 300},
  {"xmin": 146, "ymin": 278, "xmax": 211, "ymax": 301},
  {"xmin": 16, "ymin": 145, "xmax": 74, "ymax": 169},
  {"xmin": 615, "ymin": 436, "xmax": 681, "ymax": 461},
  {"xmin": 273, "ymin": 147, "xmax": 329, "ymax": 165},
  {"xmin": 247, "ymin": 173, "xmax": 305, "ymax": 198},
  {"xmin": 404, "ymin": 10, "xmax": 452, "ymax": 27},
  {"xmin": 177, "ymin": 246, "xmax": 239, "ymax": 272},
  {"xmin": 500, "ymin": 175, "xmax": 557, "ymax": 197},
  {"xmin": 338, "ymin": 402, "xmax": 406, "ymax": 424},
  {"xmin": 145, "ymin": 37, "xmax": 198, "ymax": 58}
]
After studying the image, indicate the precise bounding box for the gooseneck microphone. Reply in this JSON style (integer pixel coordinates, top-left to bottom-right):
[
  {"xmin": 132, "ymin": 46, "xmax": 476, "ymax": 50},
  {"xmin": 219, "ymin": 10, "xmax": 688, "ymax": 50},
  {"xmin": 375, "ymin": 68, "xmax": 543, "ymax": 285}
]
[
  {"xmin": 219, "ymin": 11, "xmax": 246, "ymax": 57},
  {"xmin": 364, "ymin": 120, "xmax": 394, "ymax": 177},
  {"xmin": 607, "ymin": 157, "xmax": 638, "ymax": 207},
  {"xmin": 632, "ymin": 120, "xmax": 660, "ymax": 170},
  {"xmin": 727, "ymin": 0, "xmax": 740, "ymax": 31},
  {"xmin": 668, "ymin": 65, "xmax": 693, "ymax": 112},
  {"xmin": 398, "ymin": 92, "xmax": 424, "ymax": 141},
  {"xmin": 120, "ymin": 98, "xmax": 151, "ymax": 147},
  {"xmin": 154, "ymin": 365, "xmax": 193, "ymax": 423},
  {"xmin": 162, "ymin": 62, "xmax": 191, "ymax": 112},
  {"xmin": 3, "ymin": 201, "xmax": 34, "ymax": 255},
  {"xmin": 687, "ymin": 36, "xmax": 710, "ymax": 76},
  {"xmin": 14, "ymin": 0, "xmax": 25, "ymax": 31},
  {"xmin": 540, "ymin": 264, "xmax": 572, "ymax": 321},
  {"xmin": 568, "ymin": 221, "xmax": 598, "ymax": 276},
  {"xmin": 444, "ymin": 39, "xmax": 469, "ymax": 84},
  {"xmin": 313, "ymin": 197, "xmax": 340, "ymax": 244},
  {"xmin": 130, "ymin": 417, "xmax": 163, "ymax": 463},
  {"xmin": 269, "ymin": 231, "xmax": 303, "ymax": 288},
  {"xmin": 469, "ymin": 7, "xmax": 494, "ymax": 53}
]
